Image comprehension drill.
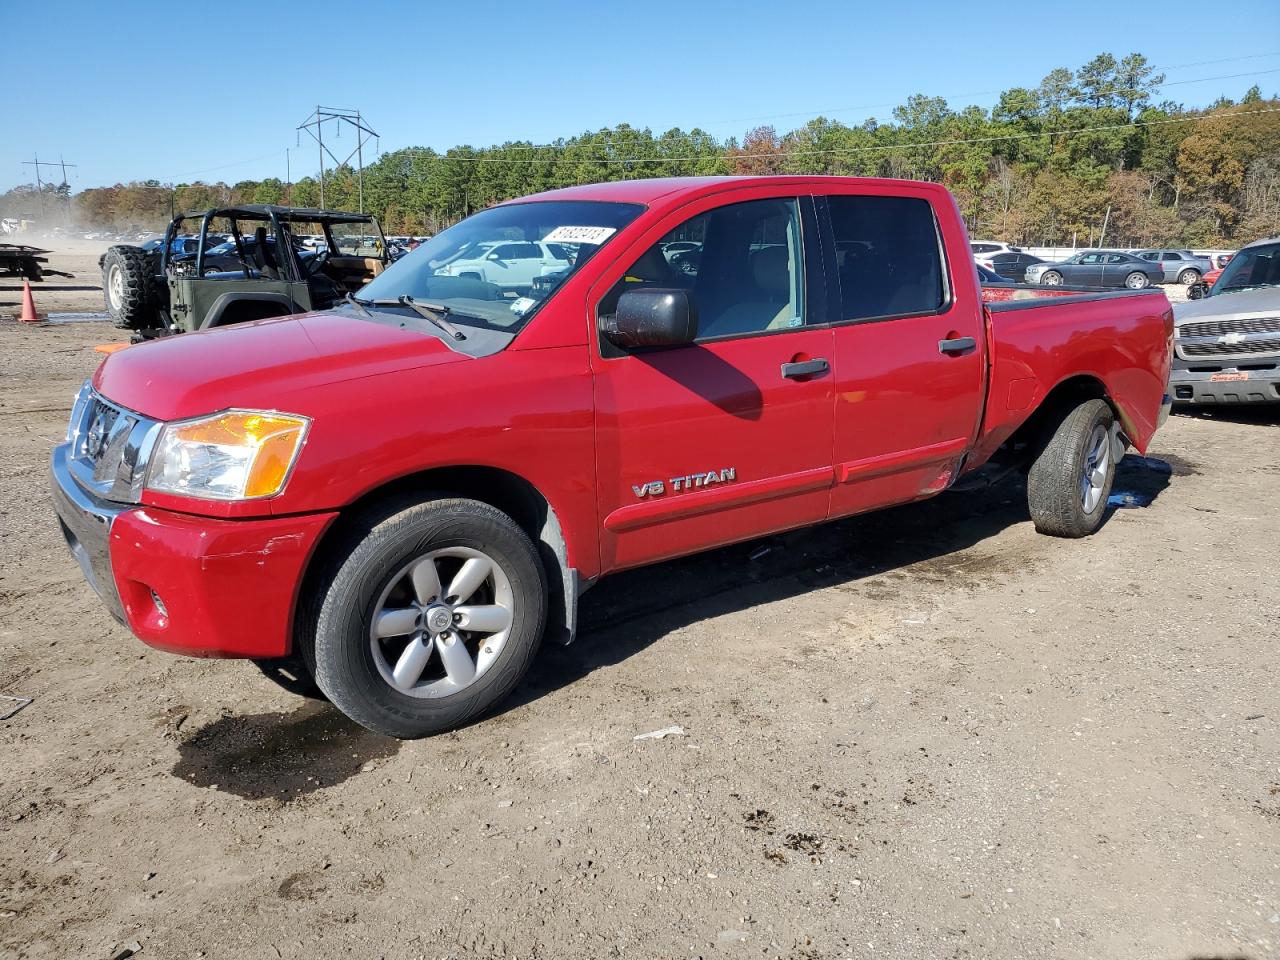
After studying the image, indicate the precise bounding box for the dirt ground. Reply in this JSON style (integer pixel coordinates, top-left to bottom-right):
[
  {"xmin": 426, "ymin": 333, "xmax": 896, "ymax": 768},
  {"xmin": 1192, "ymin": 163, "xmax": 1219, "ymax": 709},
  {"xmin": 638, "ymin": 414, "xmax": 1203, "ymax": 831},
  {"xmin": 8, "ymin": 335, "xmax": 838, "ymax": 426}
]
[
  {"xmin": 0, "ymin": 239, "xmax": 112, "ymax": 318},
  {"xmin": 0, "ymin": 268, "xmax": 1275, "ymax": 960}
]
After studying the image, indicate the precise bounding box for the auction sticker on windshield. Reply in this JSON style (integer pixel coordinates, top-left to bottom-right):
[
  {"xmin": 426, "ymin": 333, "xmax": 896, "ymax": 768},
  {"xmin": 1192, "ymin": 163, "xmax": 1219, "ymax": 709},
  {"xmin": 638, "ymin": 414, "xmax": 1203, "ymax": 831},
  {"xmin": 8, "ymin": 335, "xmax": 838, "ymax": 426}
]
[{"xmin": 543, "ymin": 226, "xmax": 617, "ymax": 244}]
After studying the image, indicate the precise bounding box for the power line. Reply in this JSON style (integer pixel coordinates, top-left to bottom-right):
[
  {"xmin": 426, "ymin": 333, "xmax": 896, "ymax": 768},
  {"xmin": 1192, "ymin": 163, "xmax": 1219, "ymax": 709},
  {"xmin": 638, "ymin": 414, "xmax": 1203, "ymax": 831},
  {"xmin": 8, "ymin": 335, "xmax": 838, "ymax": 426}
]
[
  {"xmin": 385, "ymin": 65, "xmax": 1280, "ymax": 166},
  {"xmin": 392, "ymin": 105, "xmax": 1280, "ymax": 166}
]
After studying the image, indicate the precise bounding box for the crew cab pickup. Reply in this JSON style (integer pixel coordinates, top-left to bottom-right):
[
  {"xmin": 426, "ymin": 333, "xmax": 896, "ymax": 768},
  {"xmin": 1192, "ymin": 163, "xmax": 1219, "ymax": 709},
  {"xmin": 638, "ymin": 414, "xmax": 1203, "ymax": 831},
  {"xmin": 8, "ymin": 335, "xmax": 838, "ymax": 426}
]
[{"xmin": 51, "ymin": 176, "xmax": 1174, "ymax": 739}]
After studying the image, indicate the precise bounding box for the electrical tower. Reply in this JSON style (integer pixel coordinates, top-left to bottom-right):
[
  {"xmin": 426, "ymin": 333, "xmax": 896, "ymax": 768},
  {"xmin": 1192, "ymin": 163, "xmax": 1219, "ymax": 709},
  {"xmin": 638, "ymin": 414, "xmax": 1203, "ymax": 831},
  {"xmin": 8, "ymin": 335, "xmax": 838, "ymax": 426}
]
[
  {"xmin": 295, "ymin": 107, "xmax": 379, "ymax": 212},
  {"xmin": 20, "ymin": 154, "xmax": 77, "ymax": 220}
]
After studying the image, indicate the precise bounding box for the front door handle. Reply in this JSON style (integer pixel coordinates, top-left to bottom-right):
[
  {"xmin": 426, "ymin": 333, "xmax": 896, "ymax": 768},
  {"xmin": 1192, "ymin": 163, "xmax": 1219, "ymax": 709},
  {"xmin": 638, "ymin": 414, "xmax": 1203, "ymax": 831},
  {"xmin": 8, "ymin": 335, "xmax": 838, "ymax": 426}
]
[
  {"xmin": 781, "ymin": 358, "xmax": 829, "ymax": 379},
  {"xmin": 938, "ymin": 336, "xmax": 977, "ymax": 355}
]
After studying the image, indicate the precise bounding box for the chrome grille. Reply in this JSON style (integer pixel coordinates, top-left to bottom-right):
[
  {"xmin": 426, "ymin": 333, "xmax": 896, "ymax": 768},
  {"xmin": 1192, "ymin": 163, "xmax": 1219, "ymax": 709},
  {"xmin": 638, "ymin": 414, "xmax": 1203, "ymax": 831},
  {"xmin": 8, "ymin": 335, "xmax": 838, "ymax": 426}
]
[
  {"xmin": 1178, "ymin": 315, "xmax": 1280, "ymax": 360},
  {"xmin": 1182, "ymin": 337, "xmax": 1280, "ymax": 357},
  {"xmin": 64, "ymin": 382, "xmax": 160, "ymax": 504},
  {"xmin": 1180, "ymin": 316, "xmax": 1280, "ymax": 339}
]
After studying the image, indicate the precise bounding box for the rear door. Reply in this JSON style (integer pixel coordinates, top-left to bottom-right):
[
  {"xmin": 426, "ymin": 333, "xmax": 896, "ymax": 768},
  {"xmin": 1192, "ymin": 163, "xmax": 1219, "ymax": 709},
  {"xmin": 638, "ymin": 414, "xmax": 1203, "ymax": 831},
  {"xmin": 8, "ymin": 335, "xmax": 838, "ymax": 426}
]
[
  {"xmin": 820, "ymin": 188, "xmax": 986, "ymax": 519},
  {"xmin": 590, "ymin": 189, "xmax": 835, "ymax": 572}
]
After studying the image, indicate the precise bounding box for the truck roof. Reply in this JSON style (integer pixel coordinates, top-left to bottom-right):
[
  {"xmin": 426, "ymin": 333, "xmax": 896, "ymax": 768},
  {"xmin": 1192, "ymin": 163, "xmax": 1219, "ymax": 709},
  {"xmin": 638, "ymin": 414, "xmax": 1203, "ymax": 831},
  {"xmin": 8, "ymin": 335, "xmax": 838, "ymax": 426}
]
[{"xmin": 506, "ymin": 175, "xmax": 952, "ymax": 207}]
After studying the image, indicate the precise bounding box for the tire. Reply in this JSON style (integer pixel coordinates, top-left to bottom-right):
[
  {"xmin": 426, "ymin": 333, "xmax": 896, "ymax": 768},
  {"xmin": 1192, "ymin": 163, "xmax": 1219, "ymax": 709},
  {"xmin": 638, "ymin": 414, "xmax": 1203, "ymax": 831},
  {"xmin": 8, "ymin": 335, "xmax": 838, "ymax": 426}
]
[
  {"xmin": 251, "ymin": 654, "xmax": 326, "ymax": 700},
  {"xmin": 1027, "ymin": 398, "xmax": 1117, "ymax": 538},
  {"xmin": 101, "ymin": 245, "xmax": 161, "ymax": 329},
  {"xmin": 1041, "ymin": 271, "xmax": 1063, "ymax": 286},
  {"xmin": 1178, "ymin": 268, "xmax": 1201, "ymax": 285},
  {"xmin": 310, "ymin": 497, "xmax": 547, "ymax": 739},
  {"xmin": 1124, "ymin": 271, "xmax": 1149, "ymax": 290}
]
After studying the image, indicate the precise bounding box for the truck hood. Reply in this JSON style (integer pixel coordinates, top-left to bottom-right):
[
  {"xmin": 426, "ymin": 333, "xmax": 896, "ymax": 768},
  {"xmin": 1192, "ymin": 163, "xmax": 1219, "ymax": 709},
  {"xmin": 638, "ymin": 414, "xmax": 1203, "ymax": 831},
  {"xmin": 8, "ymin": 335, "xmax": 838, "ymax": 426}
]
[
  {"xmin": 1173, "ymin": 286, "xmax": 1280, "ymax": 324},
  {"xmin": 93, "ymin": 311, "xmax": 469, "ymax": 421}
]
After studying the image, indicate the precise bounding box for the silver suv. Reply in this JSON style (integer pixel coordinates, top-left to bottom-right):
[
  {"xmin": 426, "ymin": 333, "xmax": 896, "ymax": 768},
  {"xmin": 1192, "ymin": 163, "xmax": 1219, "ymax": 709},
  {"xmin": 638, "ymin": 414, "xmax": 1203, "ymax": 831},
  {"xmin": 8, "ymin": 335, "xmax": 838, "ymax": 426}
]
[
  {"xmin": 1135, "ymin": 249, "xmax": 1212, "ymax": 285},
  {"xmin": 1169, "ymin": 237, "xmax": 1280, "ymax": 405}
]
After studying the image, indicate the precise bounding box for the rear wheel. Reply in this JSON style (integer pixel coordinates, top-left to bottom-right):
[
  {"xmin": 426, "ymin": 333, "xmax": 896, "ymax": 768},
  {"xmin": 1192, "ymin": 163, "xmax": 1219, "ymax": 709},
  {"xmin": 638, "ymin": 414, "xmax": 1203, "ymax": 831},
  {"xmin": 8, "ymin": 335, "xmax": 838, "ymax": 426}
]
[
  {"xmin": 1178, "ymin": 268, "xmax": 1201, "ymax": 285},
  {"xmin": 1125, "ymin": 271, "xmax": 1149, "ymax": 289},
  {"xmin": 1027, "ymin": 398, "xmax": 1117, "ymax": 538},
  {"xmin": 310, "ymin": 497, "xmax": 547, "ymax": 739},
  {"xmin": 1041, "ymin": 270, "xmax": 1063, "ymax": 286}
]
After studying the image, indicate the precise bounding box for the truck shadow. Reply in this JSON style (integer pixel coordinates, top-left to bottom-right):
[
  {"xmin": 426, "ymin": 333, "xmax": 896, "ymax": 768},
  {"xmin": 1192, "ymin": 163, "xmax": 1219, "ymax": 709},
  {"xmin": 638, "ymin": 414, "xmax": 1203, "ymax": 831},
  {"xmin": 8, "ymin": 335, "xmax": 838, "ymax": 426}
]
[{"xmin": 509, "ymin": 455, "xmax": 1175, "ymax": 713}]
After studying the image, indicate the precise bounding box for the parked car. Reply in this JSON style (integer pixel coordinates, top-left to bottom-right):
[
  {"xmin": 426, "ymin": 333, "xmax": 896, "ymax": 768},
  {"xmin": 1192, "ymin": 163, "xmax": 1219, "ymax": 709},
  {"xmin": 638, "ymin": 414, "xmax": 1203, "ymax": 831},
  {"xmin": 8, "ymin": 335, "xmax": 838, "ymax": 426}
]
[
  {"xmin": 1169, "ymin": 237, "xmax": 1280, "ymax": 404},
  {"xmin": 432, "ymin": 239, "xmax": 571, "ymax": 293},
  {"xmin": 1210, "ymin": 252, "xmax": 1235, "ymax": 270},
  {"xmin": 978, "ymin": 250, "xmax": 1045, "ymax": 281},
  {"xmin": 1024, "ymin": 250, "xmax": 1164, "ymax": 289},
  {"xmin": 970, "ymin": 240, "xmax": 1021, "ymax": 257},
  {"xmin": 1135, "ymin": 249, "xmax": 1212, "ymax": 285},
  {"xmin": 52, "ymin": 176, "xmax": 1172, "ymax": 739}
]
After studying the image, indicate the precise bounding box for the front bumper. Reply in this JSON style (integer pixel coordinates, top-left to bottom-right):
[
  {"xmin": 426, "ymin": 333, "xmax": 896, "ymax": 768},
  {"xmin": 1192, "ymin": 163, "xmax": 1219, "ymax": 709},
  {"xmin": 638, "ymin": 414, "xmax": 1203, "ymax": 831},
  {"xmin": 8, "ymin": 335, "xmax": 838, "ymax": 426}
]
[
  {"xmin": 1169, "ymin": 357, "xmax": 1280, "ymax": 405},
  {"xmin": 51, "ymin": 443, "xmax": 337, "ymax": 658}
]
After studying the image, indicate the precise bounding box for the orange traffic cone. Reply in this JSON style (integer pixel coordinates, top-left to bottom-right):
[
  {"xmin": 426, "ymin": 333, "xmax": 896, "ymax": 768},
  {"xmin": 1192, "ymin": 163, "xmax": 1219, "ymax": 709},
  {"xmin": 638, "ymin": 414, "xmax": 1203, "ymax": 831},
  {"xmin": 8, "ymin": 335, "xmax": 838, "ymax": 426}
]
[{"xmin": 18, "ymin": 280, "xmax": 45, "ymax": 323}]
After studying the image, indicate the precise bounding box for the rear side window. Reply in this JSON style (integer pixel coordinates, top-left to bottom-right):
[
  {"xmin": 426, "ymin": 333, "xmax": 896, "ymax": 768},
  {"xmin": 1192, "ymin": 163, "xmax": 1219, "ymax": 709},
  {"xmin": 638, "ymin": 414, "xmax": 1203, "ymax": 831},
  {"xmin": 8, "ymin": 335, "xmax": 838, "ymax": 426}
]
[{"xmin": 827, "ymin": 196, "xmax": 945, "ymax": 322}]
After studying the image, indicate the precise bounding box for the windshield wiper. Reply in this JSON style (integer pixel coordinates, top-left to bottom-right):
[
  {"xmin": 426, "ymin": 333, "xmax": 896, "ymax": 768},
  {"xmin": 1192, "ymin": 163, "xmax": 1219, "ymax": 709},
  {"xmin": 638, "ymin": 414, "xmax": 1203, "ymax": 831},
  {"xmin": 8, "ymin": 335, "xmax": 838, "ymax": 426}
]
[
  {"xmin": 391, "ymin": 295, "xmax": 468, "ymax": 341},
  {"xmin": 344, "ymin": 292, "xmax": 372, "ymax": 317}
]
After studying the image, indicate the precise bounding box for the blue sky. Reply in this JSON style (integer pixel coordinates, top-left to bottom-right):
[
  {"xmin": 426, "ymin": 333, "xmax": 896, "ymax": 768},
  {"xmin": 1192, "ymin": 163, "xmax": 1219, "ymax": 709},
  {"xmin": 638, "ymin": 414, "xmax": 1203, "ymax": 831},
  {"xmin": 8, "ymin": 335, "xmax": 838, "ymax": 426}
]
[{"xmin": 6, "ymin": 0, "xmax": 1279, "ymax": 193}]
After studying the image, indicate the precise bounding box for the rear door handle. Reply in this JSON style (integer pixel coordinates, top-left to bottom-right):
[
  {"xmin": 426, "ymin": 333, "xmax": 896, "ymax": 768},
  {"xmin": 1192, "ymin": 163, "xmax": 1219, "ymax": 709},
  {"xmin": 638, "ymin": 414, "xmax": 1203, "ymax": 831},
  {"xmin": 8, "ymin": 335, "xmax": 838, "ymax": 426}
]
[
  {"xmin": 938, "ymin": 336, "xmax": 977, "ymax": 355},
  {"xmin": 781, "ymin": 358, "xmax": 829, "ymax": 379}
]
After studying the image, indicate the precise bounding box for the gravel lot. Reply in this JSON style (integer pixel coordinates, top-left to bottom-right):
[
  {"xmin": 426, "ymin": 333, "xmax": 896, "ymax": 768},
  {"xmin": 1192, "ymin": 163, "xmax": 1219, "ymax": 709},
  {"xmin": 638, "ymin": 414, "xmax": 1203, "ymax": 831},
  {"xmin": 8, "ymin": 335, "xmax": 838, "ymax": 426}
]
[{"xmin": 0, "ymin": 254, "xmax": 1275, "ymax": 960}]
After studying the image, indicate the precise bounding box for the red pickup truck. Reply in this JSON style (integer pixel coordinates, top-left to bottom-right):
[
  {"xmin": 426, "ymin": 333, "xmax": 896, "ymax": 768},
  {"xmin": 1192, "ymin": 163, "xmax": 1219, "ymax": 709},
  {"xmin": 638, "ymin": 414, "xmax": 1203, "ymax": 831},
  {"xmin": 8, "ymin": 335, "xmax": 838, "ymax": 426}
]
[{"xmin": 52, "ymin": 176, "xmax": 1173, "ymax": 738}]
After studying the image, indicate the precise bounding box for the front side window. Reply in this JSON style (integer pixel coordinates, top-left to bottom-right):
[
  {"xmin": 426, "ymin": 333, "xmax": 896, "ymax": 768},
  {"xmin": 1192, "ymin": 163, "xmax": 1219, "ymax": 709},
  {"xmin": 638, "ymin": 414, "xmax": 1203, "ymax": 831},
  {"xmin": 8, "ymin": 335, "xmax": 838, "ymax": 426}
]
[
  {"xmin": 600, "ymin": 197, "xmax": 805, "ymax": 341},
  {"xmin": 828, "ymin": 195, "xmax": 944, "ymax": 321}
]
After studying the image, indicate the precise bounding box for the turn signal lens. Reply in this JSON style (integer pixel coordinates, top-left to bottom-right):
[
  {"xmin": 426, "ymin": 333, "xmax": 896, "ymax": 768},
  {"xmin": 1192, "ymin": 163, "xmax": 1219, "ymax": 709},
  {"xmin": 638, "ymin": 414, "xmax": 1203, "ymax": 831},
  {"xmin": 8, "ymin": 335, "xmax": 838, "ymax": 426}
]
[{"xmin": 146, "ymin": 411, "xmax": 310, "ymax": 501}]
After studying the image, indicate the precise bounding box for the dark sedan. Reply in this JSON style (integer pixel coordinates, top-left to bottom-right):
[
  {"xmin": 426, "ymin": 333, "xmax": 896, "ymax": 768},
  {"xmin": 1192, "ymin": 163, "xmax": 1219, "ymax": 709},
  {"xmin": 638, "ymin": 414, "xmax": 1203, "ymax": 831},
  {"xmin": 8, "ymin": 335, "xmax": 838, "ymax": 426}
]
[{"xmin": 1024, "ymin": 250, "xmax": 1164, "ymax": 289}]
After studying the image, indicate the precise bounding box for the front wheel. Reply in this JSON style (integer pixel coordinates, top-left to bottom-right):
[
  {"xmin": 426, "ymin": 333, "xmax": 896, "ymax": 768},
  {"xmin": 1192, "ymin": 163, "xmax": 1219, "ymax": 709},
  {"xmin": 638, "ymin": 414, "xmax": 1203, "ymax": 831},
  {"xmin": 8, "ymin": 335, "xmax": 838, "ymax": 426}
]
[
  {"xmin": 1027, "ymin": 399, "xmax": 1117, "ymax": 538},
  {"xmin": 1125, "ymin": 271, "xmax": 1149, "ymax": 289},
  {"xmin": 1041, "ymin": 271, "xmax": 1063, "ymax": 286},
  {"xmin": 311, "ymin": 497, "xmax": 547, "ymax": 739}
]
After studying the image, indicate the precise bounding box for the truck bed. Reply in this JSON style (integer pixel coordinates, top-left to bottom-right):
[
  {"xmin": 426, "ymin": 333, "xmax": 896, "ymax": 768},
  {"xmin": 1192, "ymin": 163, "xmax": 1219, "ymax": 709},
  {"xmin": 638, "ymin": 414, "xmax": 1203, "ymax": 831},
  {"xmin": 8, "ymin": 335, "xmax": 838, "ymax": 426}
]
[{"xmin": 972, "ymin": 287, "xmax": 1173, "ymax": 465}]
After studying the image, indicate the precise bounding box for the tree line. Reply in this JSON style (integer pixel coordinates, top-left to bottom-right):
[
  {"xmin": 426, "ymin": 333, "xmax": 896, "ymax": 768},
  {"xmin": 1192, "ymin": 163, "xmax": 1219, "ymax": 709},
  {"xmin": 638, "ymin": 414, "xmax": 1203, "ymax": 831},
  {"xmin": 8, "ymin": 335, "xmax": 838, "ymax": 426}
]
[{"xmin": 4, "ymin": 52, "xmax": 1279, "ymax": 248}]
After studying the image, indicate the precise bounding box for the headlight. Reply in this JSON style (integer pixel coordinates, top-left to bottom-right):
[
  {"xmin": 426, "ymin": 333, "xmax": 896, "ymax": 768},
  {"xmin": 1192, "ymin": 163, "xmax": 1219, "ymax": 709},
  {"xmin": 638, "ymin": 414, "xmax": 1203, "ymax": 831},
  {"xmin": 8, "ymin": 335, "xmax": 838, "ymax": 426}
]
[{"xmin": 145, "ymin": 410, "xmax": 310, "ymax": 501}]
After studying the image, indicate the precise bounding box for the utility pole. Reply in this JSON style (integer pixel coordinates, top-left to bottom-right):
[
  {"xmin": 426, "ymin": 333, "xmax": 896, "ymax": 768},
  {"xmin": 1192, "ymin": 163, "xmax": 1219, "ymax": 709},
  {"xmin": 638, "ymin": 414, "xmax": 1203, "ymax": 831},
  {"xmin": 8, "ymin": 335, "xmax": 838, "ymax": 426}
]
[
  {"xmin": 21, "ymin": 154, "xmax": 78, "ymax": 222},
  {"xmin": 295, "ymin": 107, "xmax": 378, "ymax": 212}
]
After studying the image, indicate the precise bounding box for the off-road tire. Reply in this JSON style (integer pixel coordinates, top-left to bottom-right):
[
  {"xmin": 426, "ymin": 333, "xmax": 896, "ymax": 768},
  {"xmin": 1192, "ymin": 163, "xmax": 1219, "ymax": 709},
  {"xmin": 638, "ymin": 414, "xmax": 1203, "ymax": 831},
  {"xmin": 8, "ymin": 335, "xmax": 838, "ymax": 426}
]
[
  {"xmin": 310, "ymin": 497, "xmax": 547, "ymax": 739},
  {"xmin": 251, "ymin": 654, "xmax": 325, "ymax": 700},
  {"xmin": 1027, "ymin": 399, "xmax": 1116, "ymax": 538},
  {"xmin": 101, "ymin": 245, "xmax": 161, "ymax": 329}
]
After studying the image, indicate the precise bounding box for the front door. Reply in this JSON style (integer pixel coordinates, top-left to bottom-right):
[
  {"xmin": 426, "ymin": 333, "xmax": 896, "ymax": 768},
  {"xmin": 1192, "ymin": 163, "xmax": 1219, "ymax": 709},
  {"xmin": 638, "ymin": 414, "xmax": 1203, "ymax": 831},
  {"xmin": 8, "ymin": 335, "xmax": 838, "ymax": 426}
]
[
  {"xmin": 820, "ymin": 190, "xmax": 986, "ymax": 518},
  {"xmin": 1072, "ymin": 252, "xmax": 1106, "ymax": 286},
  {"xmin": 590, "ymin": 191, "xmax": 835, "ymax": 572}
]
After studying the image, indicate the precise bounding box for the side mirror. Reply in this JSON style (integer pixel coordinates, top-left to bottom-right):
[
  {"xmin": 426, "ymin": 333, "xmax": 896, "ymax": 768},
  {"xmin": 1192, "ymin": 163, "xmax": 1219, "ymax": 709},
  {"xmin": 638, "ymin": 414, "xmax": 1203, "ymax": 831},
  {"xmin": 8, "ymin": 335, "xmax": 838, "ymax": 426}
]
[
  {"xmin": 1187, "ymin": 281, "xmax": 1209, "ymax": 300},
  {"xmin": 486, "ymin": 252, "xmax": 502, "ymax": 261},
  {"xmin": 601, "ymin": 288, "xmax": 698, "ymax": 348}
]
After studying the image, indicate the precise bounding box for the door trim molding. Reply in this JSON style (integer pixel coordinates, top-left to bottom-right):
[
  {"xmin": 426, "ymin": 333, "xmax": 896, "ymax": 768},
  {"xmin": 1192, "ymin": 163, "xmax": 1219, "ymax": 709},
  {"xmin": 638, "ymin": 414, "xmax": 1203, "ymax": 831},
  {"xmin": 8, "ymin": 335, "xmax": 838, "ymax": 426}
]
[{"xmin": 836, "ymin": 437, "xmax": 969, "ymax": 484}]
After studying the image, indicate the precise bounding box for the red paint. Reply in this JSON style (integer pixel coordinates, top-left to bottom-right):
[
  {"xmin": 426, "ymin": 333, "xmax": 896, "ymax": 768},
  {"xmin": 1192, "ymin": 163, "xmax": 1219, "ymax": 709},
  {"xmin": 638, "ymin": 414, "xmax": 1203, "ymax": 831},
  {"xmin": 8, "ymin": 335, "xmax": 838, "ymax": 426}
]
[
  {"xmin": 87, "ymin": 176, "xmax": 1173, "ymax": 660},
  {"xmin": 108, "ymin": 507, "xmax": 335, "ymax": 658}
]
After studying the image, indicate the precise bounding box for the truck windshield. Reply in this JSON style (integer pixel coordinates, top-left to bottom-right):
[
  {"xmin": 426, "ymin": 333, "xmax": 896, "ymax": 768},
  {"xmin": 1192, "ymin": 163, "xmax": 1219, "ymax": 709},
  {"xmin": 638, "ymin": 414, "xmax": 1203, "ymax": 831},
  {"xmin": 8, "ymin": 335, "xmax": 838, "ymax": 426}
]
[
  {"xmin": 355, "ymin": 200, "xmax": 643, "ymax": 333},
  {"xmin": 1213, "ymin": 241, "xmax": 1280, "ymax": 295}
]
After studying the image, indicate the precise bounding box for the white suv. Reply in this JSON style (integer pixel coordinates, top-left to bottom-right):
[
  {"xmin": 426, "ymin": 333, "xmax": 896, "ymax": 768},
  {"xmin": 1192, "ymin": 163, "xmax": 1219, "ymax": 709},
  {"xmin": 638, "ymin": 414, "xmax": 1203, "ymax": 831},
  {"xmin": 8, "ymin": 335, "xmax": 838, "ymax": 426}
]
[{"xmin": 434, "ymin": 241, "xmax": 570, "ymax": 292}]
